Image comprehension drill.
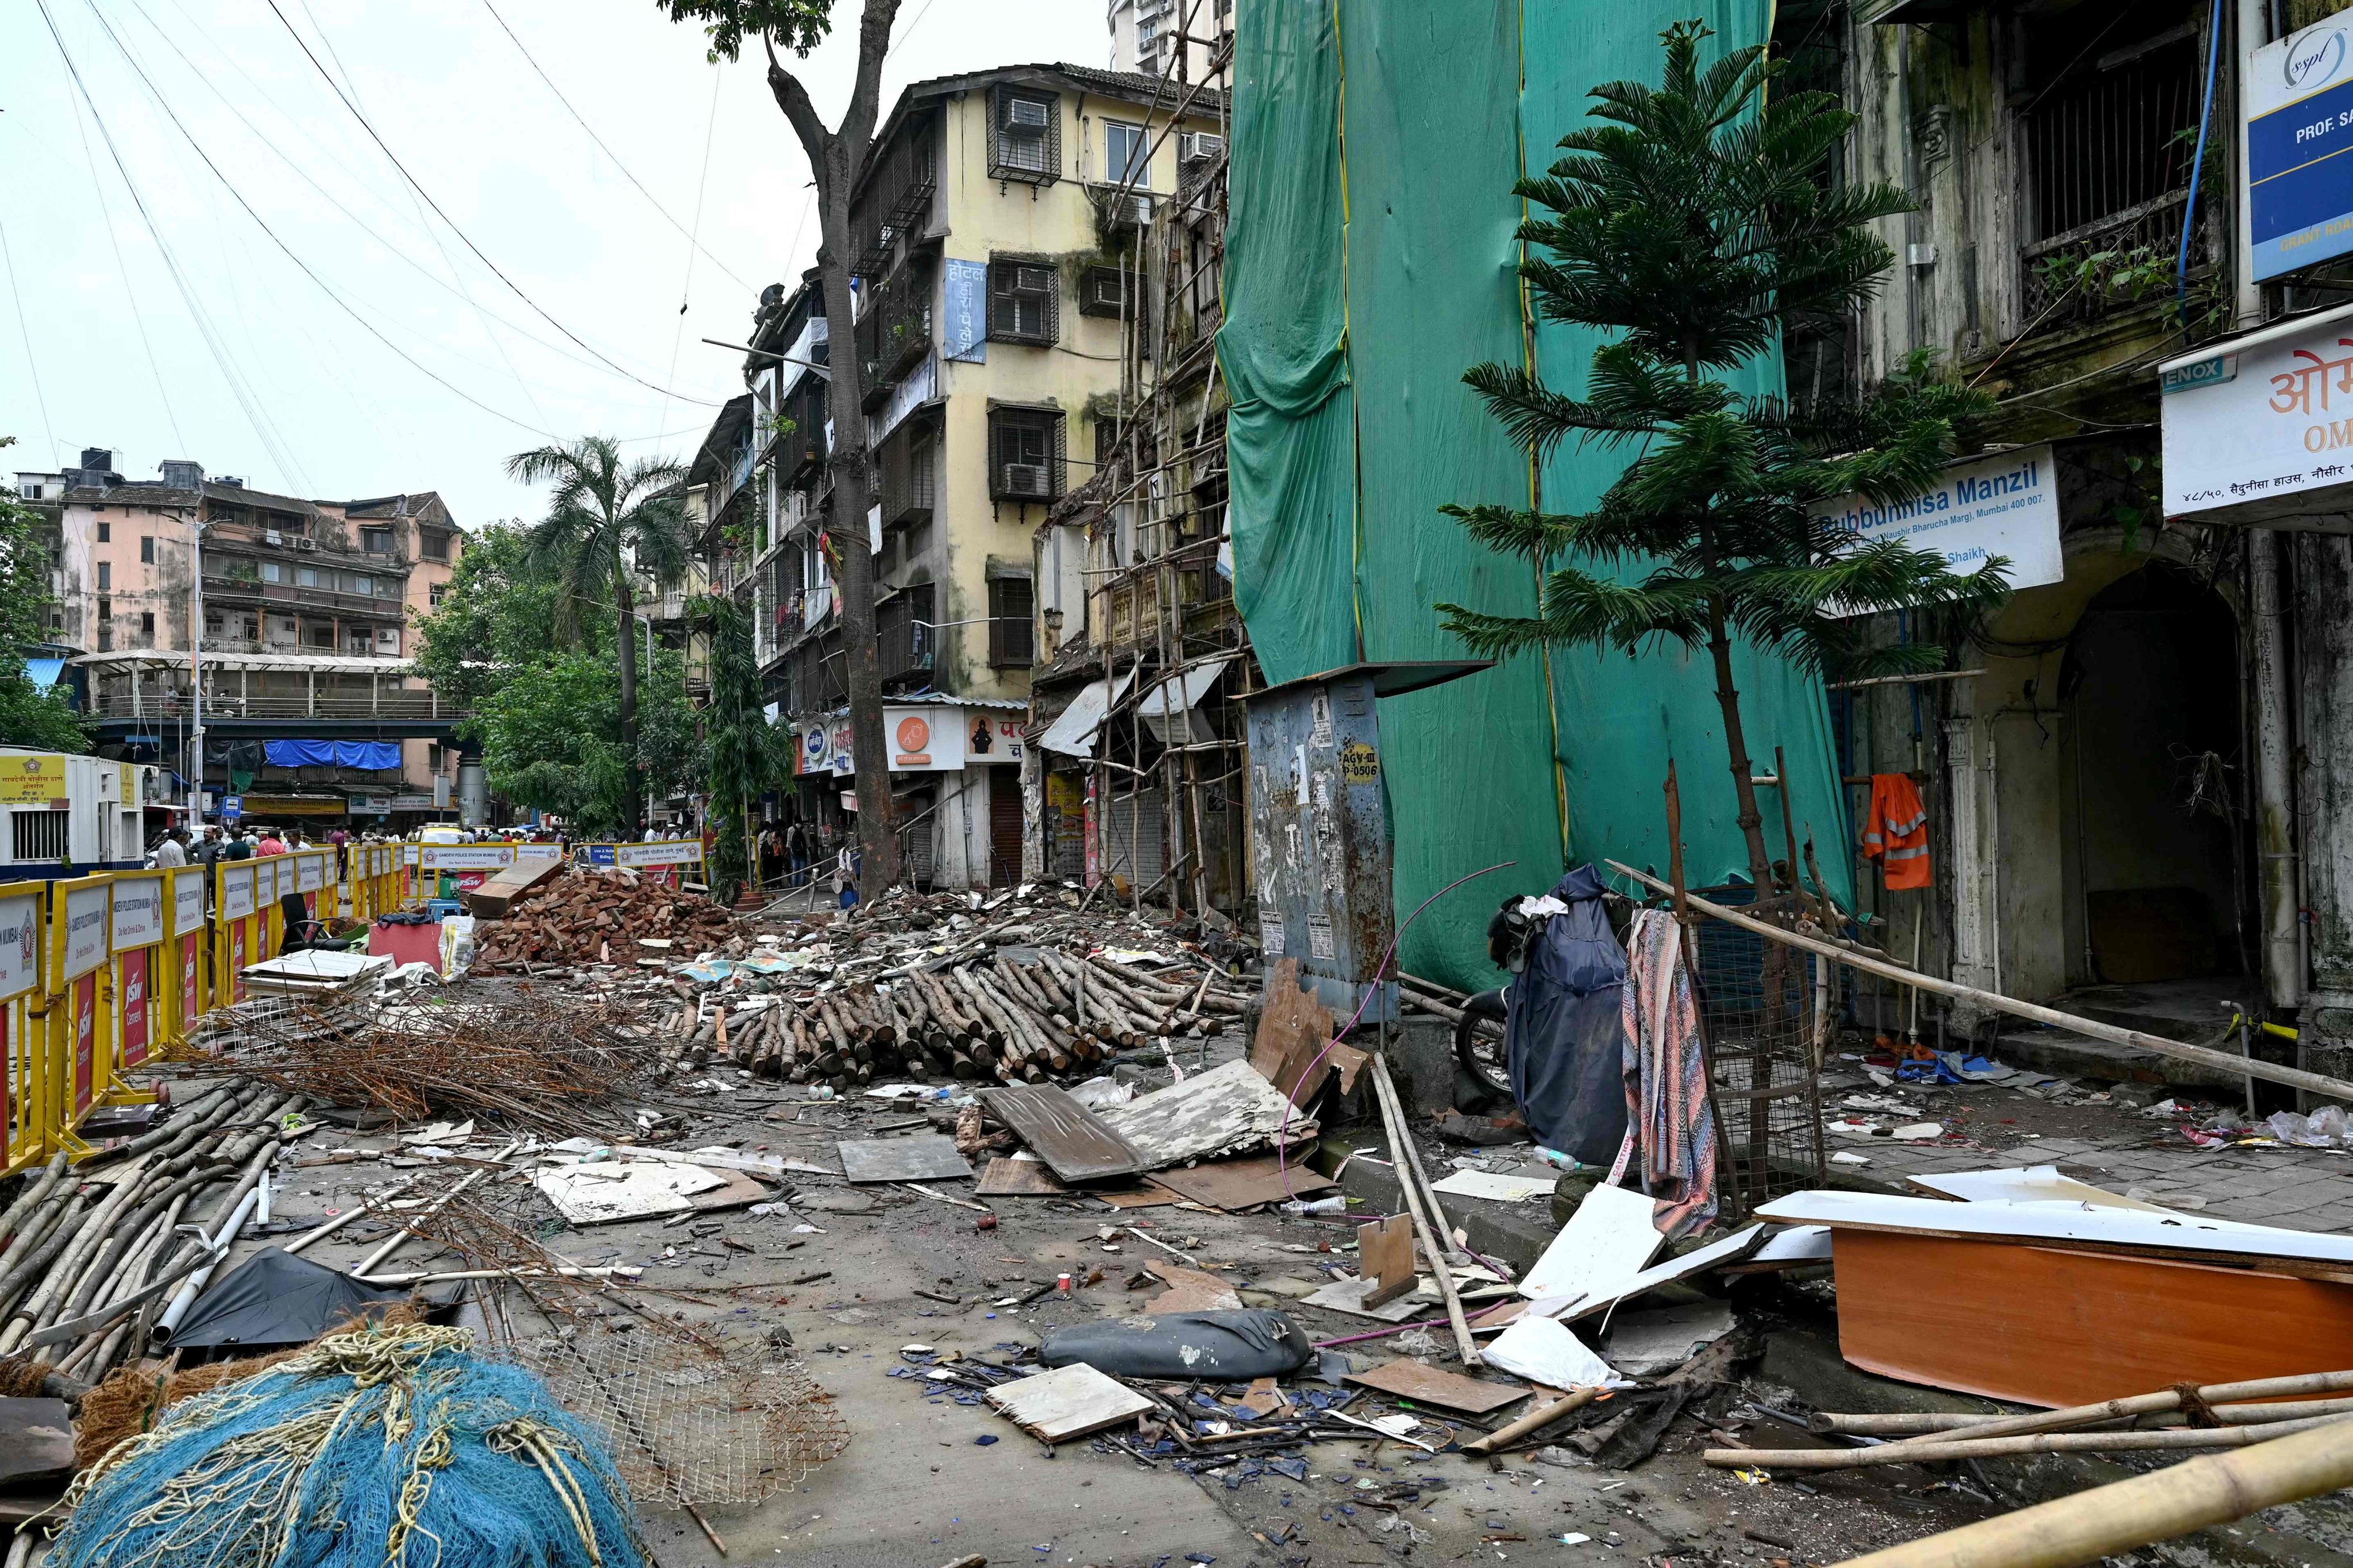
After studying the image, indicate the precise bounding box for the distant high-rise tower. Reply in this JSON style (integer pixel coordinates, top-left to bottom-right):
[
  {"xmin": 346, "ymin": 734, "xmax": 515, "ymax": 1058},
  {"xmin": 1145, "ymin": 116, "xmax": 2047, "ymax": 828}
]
[{"xmin": 1108, "ymin": 0, "xmax": 1230, "ymax": 82}]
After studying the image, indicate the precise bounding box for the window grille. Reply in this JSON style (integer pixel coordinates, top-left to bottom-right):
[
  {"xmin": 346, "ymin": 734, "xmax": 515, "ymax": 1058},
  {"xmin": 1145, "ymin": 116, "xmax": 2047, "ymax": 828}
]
[
  {"xmin": 989, "ymin": 261, "xmax": 1060, "ymax": 345},
  {"xmin": 989, "ymin": 87, "xmax": 1060, "ymax": 184}
]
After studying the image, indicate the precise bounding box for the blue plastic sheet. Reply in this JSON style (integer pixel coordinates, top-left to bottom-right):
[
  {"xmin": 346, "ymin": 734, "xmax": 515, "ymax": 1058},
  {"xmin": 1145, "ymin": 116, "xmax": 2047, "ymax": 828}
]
[{"xmin": 263, "ymin": 739, "xmax": 402, "ymax": 770}]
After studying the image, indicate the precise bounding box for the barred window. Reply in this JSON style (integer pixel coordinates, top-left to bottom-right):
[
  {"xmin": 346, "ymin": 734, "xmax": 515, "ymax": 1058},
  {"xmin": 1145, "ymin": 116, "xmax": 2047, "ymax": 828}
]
[
  {"xmin": 989, "ymin": 261, "xmax": 1059, "ymax": 346},
  {"xmin": 989, "ymin": 87, "xmax": 1060, "ymax": 184},
  {"xmin": 989, "ymin": 576, "xmax": 1035, "ymax": 667},
  {"xmin": 989, "ymin": 408, "xmax": 1066, "ymax": 503}
]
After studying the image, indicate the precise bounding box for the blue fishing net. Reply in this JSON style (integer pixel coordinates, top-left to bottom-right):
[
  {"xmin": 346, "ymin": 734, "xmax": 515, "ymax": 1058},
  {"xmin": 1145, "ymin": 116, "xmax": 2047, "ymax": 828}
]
[{"xmin": 53, "ymin": 1326, "xmax": 648, "ymax": 1568}]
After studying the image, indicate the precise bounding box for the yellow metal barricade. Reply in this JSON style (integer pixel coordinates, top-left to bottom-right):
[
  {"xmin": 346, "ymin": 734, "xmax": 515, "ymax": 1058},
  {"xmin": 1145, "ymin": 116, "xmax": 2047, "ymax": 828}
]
[
  {"xmin": 214, "ymin": 860, "xmax": 263, "ymax": 1007},
  {"xmin": 1, "ymin": 885, "xmax": 47, "ymax": 1177},
  {"xmin": 45, "ymin": 873, "xmax": 115, "ymax": 1158},
  {"xmin": 158, "ymin": 864, "xmax": 209, "ymax": 1055},
  {"xmin": 102, "ymin": 868, "xmax": 165, "ymax": 1107}
]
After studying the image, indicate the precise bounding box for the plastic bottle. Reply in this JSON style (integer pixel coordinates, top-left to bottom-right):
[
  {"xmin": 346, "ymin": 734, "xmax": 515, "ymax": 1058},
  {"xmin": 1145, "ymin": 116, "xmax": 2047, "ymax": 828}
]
[
  {"xmin": 1279, "ymin": 1195, "xmax": 1349, "ymax": 1215},
  {"xmin": 1530, "ymin": 1147, "xmax": 1586, "ymax": 1173}
]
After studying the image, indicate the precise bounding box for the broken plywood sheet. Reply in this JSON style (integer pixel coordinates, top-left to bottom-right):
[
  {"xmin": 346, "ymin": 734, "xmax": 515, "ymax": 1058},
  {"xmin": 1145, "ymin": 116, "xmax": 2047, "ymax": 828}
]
[
  {"xmin": 1249, "ymin": 957, "xmax": 1369, "ymax": 1107},
  {"xmin": 535, "ymin": 1161, "xmax": 728, "ymax": 1225},
  {"xmin": 1905, "ymin": 1164, "xmax": 2184, "ymax": 1214},
  {"xmin": 0, "ymin": 1397, "xmax": 75, "ymax": 1489},
  {"xmin": 1094, "ymin": 1186, "xmax": 1178, "ymax": 1210},
  {"xmin": 979, "ymin": 1084, "xmax": 1142, "ymax": 1183},
  {"xmin": 1094, "ymin": 1058, "xmax": 1317, "ymax": 1171},
  {"xmin": 1347, "ymin": 1357, "xmax": 1529, "ymax": 1415},
  {"xmin": 1302, "ymin": 1273, "xmax": 1434, "ymax": 1322},
  {"xmin": 1143, "ymin": 1150, "xmax": 1336, "ymax": 1211},
  {"xmin": 1754, "ymin": 1188, "xmax": 2342, "ymax": 1265},
  {"xmin": 985, "ymin": 1362, "xmax": 1155, "ymax": 1443},
  {"xmin": 1144, "ymin": 1259, "xmax": 1244, "ymax": 1312},
  {"xmin": 977, "ymin": 1156, "xmax": 1070, "ymax": 1196},
  {"xmin": 1429, "ymin": 1169, "xmax": 1553, "ymax": 1203},
  {"xmin": 1519, "ymin": 1180, "xmax": 1664, "ymax": 1304},
  {"xmin": 685, "ymin": 1166, "xmax": 773, "ymax": 1212},
  {"xmin": 836, "ymin": 1134, "xmax": 975, "ymax": 1185},
  {"xmin": 1602, "ymin": 1301, "xmax": 1737, "ymax": 1376}
]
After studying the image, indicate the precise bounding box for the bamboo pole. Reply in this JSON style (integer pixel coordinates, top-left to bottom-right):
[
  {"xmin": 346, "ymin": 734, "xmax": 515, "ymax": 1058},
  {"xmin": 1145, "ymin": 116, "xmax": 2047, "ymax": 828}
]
[
  {"xmin": 1815, "ymin": 1392, "xmax": 2353, "ymax": 1437},
  {"xmin": 1461, "ymin": 1387, "xmax": 1603, "ymax": 1456},
  {"xmin": 1854, "ymin": 1368, "xmax": 2353, "ymax": 1455},
  {"xmin": 1710, "ymin": 1410, "xmax": 2353, "ymax": 1470},
  {"xmin": 1369, "ymin": 1053, "xmax": 1480, "ymax": 1367},
  {"xmin": 1606, "ymin": 859, "xmax": 2353, "ymax": 1104},
  {"xmin": 1823, "ymin": 1418, "xmax": 2353, "ymax": 1568}
]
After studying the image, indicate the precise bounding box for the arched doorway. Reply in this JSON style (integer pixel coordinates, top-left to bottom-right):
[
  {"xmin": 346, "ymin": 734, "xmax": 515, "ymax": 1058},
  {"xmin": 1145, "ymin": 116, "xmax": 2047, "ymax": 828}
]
[{"xmin": 2057, "ymin": 562, "xmax": 2244, "ymax": 986}]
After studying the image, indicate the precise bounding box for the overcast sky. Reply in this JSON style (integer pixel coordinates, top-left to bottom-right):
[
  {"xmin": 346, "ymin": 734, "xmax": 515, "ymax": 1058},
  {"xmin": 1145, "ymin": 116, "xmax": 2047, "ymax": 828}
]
[{"xmin": 0, "ymin": 0, "xmax": 1107, "ymax": 526}]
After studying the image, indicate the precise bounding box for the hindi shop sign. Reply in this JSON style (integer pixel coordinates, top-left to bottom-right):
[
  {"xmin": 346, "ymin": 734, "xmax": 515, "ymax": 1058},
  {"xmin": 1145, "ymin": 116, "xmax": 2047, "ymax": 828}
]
[
  {"xmin": 1810, "ymin": 444, "xmax": 2063, "ymax": 609},
  {"xmin": 2162, "ymin": 308, "xmax": 2353, "ymax": 524}
]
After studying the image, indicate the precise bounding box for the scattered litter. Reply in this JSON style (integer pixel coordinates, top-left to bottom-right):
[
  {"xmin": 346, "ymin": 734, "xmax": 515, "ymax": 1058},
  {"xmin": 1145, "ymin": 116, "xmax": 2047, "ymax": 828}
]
[{"xmin": 985, "ymin": 1363, "xmax": 1155, "ymax": 1443}]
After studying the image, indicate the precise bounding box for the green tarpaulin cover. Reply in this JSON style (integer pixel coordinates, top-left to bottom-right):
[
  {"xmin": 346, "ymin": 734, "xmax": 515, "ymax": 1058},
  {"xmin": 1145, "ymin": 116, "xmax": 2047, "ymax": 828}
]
[{"xmin": 1221, "ymin": 0, "xmax": 1856, "ymax": 990}]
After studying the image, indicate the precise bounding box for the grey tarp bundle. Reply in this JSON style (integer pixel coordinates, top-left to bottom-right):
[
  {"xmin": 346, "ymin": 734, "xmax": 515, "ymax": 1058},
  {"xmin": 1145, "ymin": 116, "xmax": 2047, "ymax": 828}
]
[
  {"xmin": 1039, "ymin": 1310, "xmax": 1314, "ymax": 1381},
  {"xmin": 1505, "ymin": 865, "xmax": 1629, "ymax": 1164},
  {"xmin": 167, "ymin": 1248, "xmax": 409, "ymax": 1350}
]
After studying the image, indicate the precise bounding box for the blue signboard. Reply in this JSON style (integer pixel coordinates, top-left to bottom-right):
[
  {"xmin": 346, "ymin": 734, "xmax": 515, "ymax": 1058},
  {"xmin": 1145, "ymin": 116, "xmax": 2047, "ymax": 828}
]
[
  {"xmin": 220, "ymin": 795, "xmax": 242, "ymax": 823},
  {"xmin": 942, "ymin": 258, "xmax": 988, "ymax": 363},
  {"xmin": 2249, "ymin": 21, "xmax": 2353, "ymax": 281}
]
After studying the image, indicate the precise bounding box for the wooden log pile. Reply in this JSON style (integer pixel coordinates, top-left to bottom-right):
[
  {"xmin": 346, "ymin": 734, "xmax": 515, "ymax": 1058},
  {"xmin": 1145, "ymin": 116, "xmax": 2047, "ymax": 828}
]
[
  {"xmin": 651, "ymin": 945, "xmax": 1257, "ymax": 1094},
  {"xmin": 470, "ymin": 868, "xmax": 734, "ymax": 973}
]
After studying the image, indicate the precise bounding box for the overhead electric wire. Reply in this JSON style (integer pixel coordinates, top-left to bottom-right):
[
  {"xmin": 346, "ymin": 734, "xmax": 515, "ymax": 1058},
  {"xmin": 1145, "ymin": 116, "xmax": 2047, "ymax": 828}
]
[
  {"xmin": 56, "ymin": 64, "xmax": 187, "ymax": 456},
  {"xmin": 75, "ymin": 0, "xmax": 568, "ymax": 441},
  {"xmin": 0, "ymin": 212, "xmax": 59, "ymax": 464},
  {"xmin": 476, "ymin": 0, "xmax": 755, "ymax": 293},
  {"xmin": 259, "ymin": 0, "xmax": 721, "ymax": 408},
  {"xmin": 117, "ymin": 0, "xmax": 682, "ymax": 403},
  {"xmin": 657, "ymin": 67, "xmax": 727, "ymax": 444},
  {"xmin": 36, "ymin": 0, "xmax": 309, "ymax": 489}
]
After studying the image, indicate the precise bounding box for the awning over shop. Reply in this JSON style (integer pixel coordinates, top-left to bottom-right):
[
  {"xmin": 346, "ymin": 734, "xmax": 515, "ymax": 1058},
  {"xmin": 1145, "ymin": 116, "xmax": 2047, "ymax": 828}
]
[
  {"xmin": 1037, "ymin": 671, "xmax": 1135, "ymax": 758},
  {"xmin": 24, "ymin": 658, "xmax": 65, "ymax": 690},
  {"xmin": 1137, "ymin": 658, "xmax": 1232, "ymax": 743},
  {"xmin": 263, "ymin": 740, "xmax": 403, "ymax": 770}
]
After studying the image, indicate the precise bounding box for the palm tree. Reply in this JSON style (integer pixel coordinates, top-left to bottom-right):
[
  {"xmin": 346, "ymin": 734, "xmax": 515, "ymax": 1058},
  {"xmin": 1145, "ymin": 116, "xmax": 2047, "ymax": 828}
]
[{"xmin": 507, "ymin": 436, "xmax": 692, "ymax": 836}]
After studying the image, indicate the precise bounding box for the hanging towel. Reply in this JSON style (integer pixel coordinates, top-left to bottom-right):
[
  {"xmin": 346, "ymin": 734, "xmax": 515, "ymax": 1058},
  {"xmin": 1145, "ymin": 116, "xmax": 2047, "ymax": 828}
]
[
  {"xmin": 1862, "ymin": 773, "xmax": 1932, "ymax": 890},
  {"xmin": 1616, "ymin": 907, "xmax": 1719, "ymax": 1239}
]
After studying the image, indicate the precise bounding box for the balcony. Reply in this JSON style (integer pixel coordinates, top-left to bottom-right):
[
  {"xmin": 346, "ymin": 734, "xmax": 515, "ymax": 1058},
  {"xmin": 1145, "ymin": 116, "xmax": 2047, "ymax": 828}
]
[
  {"xmin": 86, "ymin": 688, "xmax": 447, "ymax": 721},
  {"xmin": 856, "ymin": 268, "xmax": 934, "ymax": 410},
  {"xmin": 202, "ymin": 574, "xmax": 408, "ymax": 622}
]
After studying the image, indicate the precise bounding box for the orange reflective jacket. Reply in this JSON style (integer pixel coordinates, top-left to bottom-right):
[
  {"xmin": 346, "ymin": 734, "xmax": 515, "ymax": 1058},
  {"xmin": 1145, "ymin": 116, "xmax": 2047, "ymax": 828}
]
[{"xmin": 1863, "ymin": 773, "xmax": 1932, "ymax": 890}]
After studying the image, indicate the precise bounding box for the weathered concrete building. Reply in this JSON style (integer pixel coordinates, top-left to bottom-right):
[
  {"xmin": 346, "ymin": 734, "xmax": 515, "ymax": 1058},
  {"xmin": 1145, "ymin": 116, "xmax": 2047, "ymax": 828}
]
[
  {"xmin": 695, "ymin": 62, "xmax": 1224, "ymax": 890},
  {"xmin": 1818, "ymin": 0, "xmax": 2353, "ymax": 1086},
  {"xmin": 21, "ymin": 450, "xmax": 466, "ymax": 825}
]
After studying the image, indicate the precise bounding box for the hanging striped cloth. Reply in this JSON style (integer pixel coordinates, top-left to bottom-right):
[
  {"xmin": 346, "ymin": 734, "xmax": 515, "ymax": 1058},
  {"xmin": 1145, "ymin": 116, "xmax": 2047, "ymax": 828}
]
[{"xmin": 1614, "ymin": 907, "xmax": 1719, "ymax": 1238}]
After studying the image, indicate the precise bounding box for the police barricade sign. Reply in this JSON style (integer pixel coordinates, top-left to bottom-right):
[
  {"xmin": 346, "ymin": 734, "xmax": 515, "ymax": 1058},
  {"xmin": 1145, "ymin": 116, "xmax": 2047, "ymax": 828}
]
[
  {"xmin": 108, "ymin": 869, "xmax": 166, "ymax": 1073},
  {"xmin": 419, "ymin": 844, "xmax": 514, "ymax": 899},
  {"xmin": 165, "ymin": 864, "xmax": 207, "ymax": 1050},
  {"xmin": 217, "ymin": 862, "xmax": 260, "ymax": 1005},
  {"xmin": 610, "ymin": 839, "xmax": 704, "ymax": 888},
  {"xmin": 51, "ymin": 875, "xmax": 113, "ymax": 1130},
  {"xmin": 1, "ymin": 886, "xmax": 45, "ymax": 1176},
  {"xmin": 296, "ymin": 849, "xmax": 328, "ymax": 925}
]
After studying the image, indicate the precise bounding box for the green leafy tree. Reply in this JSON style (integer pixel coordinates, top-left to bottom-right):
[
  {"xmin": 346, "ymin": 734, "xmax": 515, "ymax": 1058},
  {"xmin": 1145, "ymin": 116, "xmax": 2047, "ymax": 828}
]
[
  {"xmin": 694, "ymin": 594, "xmax": 786, "ymax": 905},
  {"xmin": 409, "ymin": 523, "xmax": 565, "ymax": 710},
  {"xmin": 505, "ymin": 437, "xmax": 692, "ymax": 835},
  {"xmin": 653, "ymin": 0, "xmax": 904, "ymax": 891},
  {"xmin": 0, "ymin": 438, "xmax": 90, "ymax": 752},
  {"xmin": 1436, "ymin": 24, "xmax": 2009, "ymax": 890}
]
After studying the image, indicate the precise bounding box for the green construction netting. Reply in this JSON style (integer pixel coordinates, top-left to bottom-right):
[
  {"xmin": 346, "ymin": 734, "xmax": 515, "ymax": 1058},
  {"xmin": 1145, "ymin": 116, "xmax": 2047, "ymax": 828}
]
[{"xmin": 1221, "ymin": 0, "xmax": 1855, "ymax": 993}]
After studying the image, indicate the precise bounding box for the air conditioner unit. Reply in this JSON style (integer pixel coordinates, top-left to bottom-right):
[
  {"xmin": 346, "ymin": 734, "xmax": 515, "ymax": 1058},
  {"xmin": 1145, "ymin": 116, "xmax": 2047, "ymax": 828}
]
[
  {"xmin": 263, "ymin": 529, "xmax": 283, "ymax": 546},
  {"xmin": 1085, "ymin": 271, "xmax": 1127, "ymax": 312},
  {"xmin": 1178, "ymin": 132, "xmax": 1225, "ymax": 163},
  {"xmin": 1001, "ymin": 464, "xmax": 1052, "ymax": 499},
  {"xmin": 1102, "ymin": 192, "xmax": 1153, "ymax": 227},
  {"xmin": 1004, "ymin": 95, "xmax": 1050, "ymax": 130},
  {"xmin": 294, "ymin": 538, "xmax": 318, "ymax": 551}
]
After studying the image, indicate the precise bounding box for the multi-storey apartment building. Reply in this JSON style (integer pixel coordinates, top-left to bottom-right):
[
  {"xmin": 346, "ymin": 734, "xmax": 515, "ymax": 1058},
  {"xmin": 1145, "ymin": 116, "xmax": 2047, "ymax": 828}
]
[
  {"xmin": 694, "ymin": 63, "xmax": 1224, "ymax": 890},
  {"xmin": 17, "ymin": 451, "xmax": 465, "ymax": 828}
]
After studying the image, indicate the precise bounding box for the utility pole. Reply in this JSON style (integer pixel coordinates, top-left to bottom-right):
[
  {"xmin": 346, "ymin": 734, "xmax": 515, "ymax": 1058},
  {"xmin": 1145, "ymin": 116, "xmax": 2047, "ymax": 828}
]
[{"xmin": 187, "ymin": 513, "xmax": 205, "ymax": 825}]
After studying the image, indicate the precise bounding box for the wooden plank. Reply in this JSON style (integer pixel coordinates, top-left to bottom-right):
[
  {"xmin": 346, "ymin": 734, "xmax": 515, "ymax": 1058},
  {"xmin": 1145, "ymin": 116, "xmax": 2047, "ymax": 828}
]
[
  {"xmin": 1359, "ymin": 1214, "xmax": 1417, "ymax": 1309},
  {"xmin": 985, "ymin": 1362, "xmax": 1155, "ymax": 1443},
  {"xmin": 1145, "ymin": 1259, "xmax": 1244, "ymax": 1311},
  {"xmin": 1346, "ymin": 1358, "xmax": 1530, "ymax": 1415},
  {"xmin": 979, "ymin": 1084, "xmax": 1143, "ymax": 1184},
  {"xmin": 977, "ymin": 1157, "xmax": 1069, "ymax": 1196},
  {"xmin": 1142, "ymin": 1150, "xmax": 1335, "ymax": 1211},
  {"xmin": 463, "ymin": 856, "xmax": 564, "ymax": 920},
  {"xmin": 1094, "ymin": 1059, "xmax": 1316, "ymax": 1170},
  {"xmin": 1829, "ymin": 1229, "xmax": 2353, "ymax": 1409},
  {"xmin": 0, "ymin": 1398, "xmax": 77, "ymax": 1489}
]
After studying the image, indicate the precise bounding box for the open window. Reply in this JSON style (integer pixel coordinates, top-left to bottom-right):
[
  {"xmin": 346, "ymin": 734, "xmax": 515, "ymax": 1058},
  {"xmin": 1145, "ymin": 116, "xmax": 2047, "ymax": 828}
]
[
  {"xmin": 989, "ymin": 407, "xmax": 1065, "ymax": 503},
  {"xmin": 989, "ymin": 260, "xmax": 1060, "ymax": 346},
  {"xmin": 989, "ymin": 86, "xmax": 1060, "ymax": 183}
]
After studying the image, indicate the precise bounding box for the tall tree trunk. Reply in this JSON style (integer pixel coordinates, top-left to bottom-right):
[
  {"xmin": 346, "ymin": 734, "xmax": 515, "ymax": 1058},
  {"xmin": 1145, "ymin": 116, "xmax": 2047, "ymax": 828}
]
[
  {"xmin": 768, "ymin": 4, "xmax": 904, "ymax": 897},
  {"xmin": 616, "ymin": 574, "xmax": 642, "ymax": 837},
  {"xmin": 1706, "ymin": 596, "xmax": 1775, "ymax": 895}
]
